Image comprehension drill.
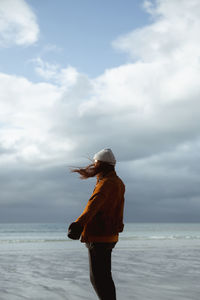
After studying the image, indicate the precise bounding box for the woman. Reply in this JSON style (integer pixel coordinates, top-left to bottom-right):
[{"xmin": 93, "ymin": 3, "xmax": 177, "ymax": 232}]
[{"xmin": 68, "ymin": 148, "xmax": 125, "ymax": 300}]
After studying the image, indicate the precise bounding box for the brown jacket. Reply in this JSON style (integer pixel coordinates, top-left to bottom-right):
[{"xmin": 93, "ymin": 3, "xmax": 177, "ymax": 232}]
[{"xmin": 76, "ymin": 170, "xmax": 125, "ymax": 243}]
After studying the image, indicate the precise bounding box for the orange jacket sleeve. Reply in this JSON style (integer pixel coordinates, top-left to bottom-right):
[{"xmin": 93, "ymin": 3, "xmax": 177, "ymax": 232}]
[{"xmin": 75, "ymin": 179, "xmax": 111, "ymax": 226}]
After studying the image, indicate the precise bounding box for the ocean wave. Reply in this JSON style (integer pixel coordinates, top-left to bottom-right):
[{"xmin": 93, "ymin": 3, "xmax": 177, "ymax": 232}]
[
  {"xmin": 1, "ymin": 235, "xmax": 200, "ymax": 244},
  {"xmin": 0, "ymin": 238, "xmax": 68, "ymax": 244},
  {"xmin": 120, "ymin": 235, "xmax": 200, "ymax": 240}
]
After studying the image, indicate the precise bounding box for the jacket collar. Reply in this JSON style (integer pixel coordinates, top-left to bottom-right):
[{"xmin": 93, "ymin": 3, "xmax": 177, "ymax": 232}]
[{"xmin": 97, "ymin": 170, "xmax": 116, "ymax": 182}]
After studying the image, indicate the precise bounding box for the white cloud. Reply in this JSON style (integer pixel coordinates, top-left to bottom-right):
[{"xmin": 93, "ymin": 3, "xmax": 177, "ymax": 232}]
[
  {"xmin": 113, "ymin": 0, "xmax": 200, "ymax": 63},
  {"xmin": 34, "ymin": 58, "xmax": 79, "ymax": 88},
  {"xmin": 1, "ymin": 0, "xmax": 200, "ymax": 166},
  {"xmin": 0, "ymin": 0, "xmax": 39, "ymax": 46},
  {"xmin": 1, "ymin": 0, "xmax": 200, "ymax": 221},
  {"xmin": 0, "ymin": 72, "xmax": 67, "ymax": 165}
]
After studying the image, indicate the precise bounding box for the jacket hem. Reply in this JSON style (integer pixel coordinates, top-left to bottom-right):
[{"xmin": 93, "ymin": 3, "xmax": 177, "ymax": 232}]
[{"xmin": 80, "ymin": 234, "xmax": 119, "ymax": 243}]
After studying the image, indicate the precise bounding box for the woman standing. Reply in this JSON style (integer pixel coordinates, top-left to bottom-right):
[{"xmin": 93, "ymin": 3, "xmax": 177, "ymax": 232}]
[{"xmin": 68, "ymin": 148, "xmax": 125, "ymax": 300}]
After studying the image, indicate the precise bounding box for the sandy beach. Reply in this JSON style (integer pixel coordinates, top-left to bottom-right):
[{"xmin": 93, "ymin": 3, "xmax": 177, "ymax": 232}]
[{"xmin": 0, "ymin": 223, "xmax": 200, "ymax": 300}]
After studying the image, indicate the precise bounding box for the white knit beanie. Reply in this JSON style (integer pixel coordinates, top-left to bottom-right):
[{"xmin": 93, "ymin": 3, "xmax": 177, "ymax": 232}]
[{"xmin": 93, "ymin": 148, "xmax": 116, "ymax": 166}]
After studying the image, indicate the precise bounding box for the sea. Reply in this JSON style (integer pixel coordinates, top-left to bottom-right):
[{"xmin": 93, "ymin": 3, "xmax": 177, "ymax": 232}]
[{"xmin": 0, "ymin": 222, "xmax": 200, "ymax": 300}]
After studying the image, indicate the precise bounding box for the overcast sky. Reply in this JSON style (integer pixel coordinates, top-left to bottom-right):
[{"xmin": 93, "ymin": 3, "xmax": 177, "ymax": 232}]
[{"xmin": 1, "ymin": 0, "xmax": 200, "ymax": 223}]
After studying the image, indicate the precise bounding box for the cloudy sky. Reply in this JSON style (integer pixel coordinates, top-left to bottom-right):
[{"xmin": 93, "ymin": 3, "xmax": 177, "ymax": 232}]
[{"xmin": 1, "ymin": 0, "xmax": 200, "ymax": 223}]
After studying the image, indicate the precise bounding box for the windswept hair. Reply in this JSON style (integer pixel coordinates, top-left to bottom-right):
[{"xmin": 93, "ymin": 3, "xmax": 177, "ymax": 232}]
[{"xmin": 71, "ymin": 161, "xmax": 115, "ymax": 179}]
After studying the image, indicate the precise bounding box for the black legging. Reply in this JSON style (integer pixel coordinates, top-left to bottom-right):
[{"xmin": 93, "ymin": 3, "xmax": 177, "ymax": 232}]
[{"xmin": 86, "ymin": 242, "xmax": 117, "ymax": 300}]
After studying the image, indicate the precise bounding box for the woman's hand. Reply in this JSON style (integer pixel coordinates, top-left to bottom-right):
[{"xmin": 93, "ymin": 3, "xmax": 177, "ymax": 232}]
[{"xmin": 67, "ymin": 222, "xmax": 83, "ymax": 240}]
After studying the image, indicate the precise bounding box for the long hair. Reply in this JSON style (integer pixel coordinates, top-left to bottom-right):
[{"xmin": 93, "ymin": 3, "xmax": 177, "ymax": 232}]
[{"xmin": 71, "ymin": 161, "xmax": 115, "ymax": 179}]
